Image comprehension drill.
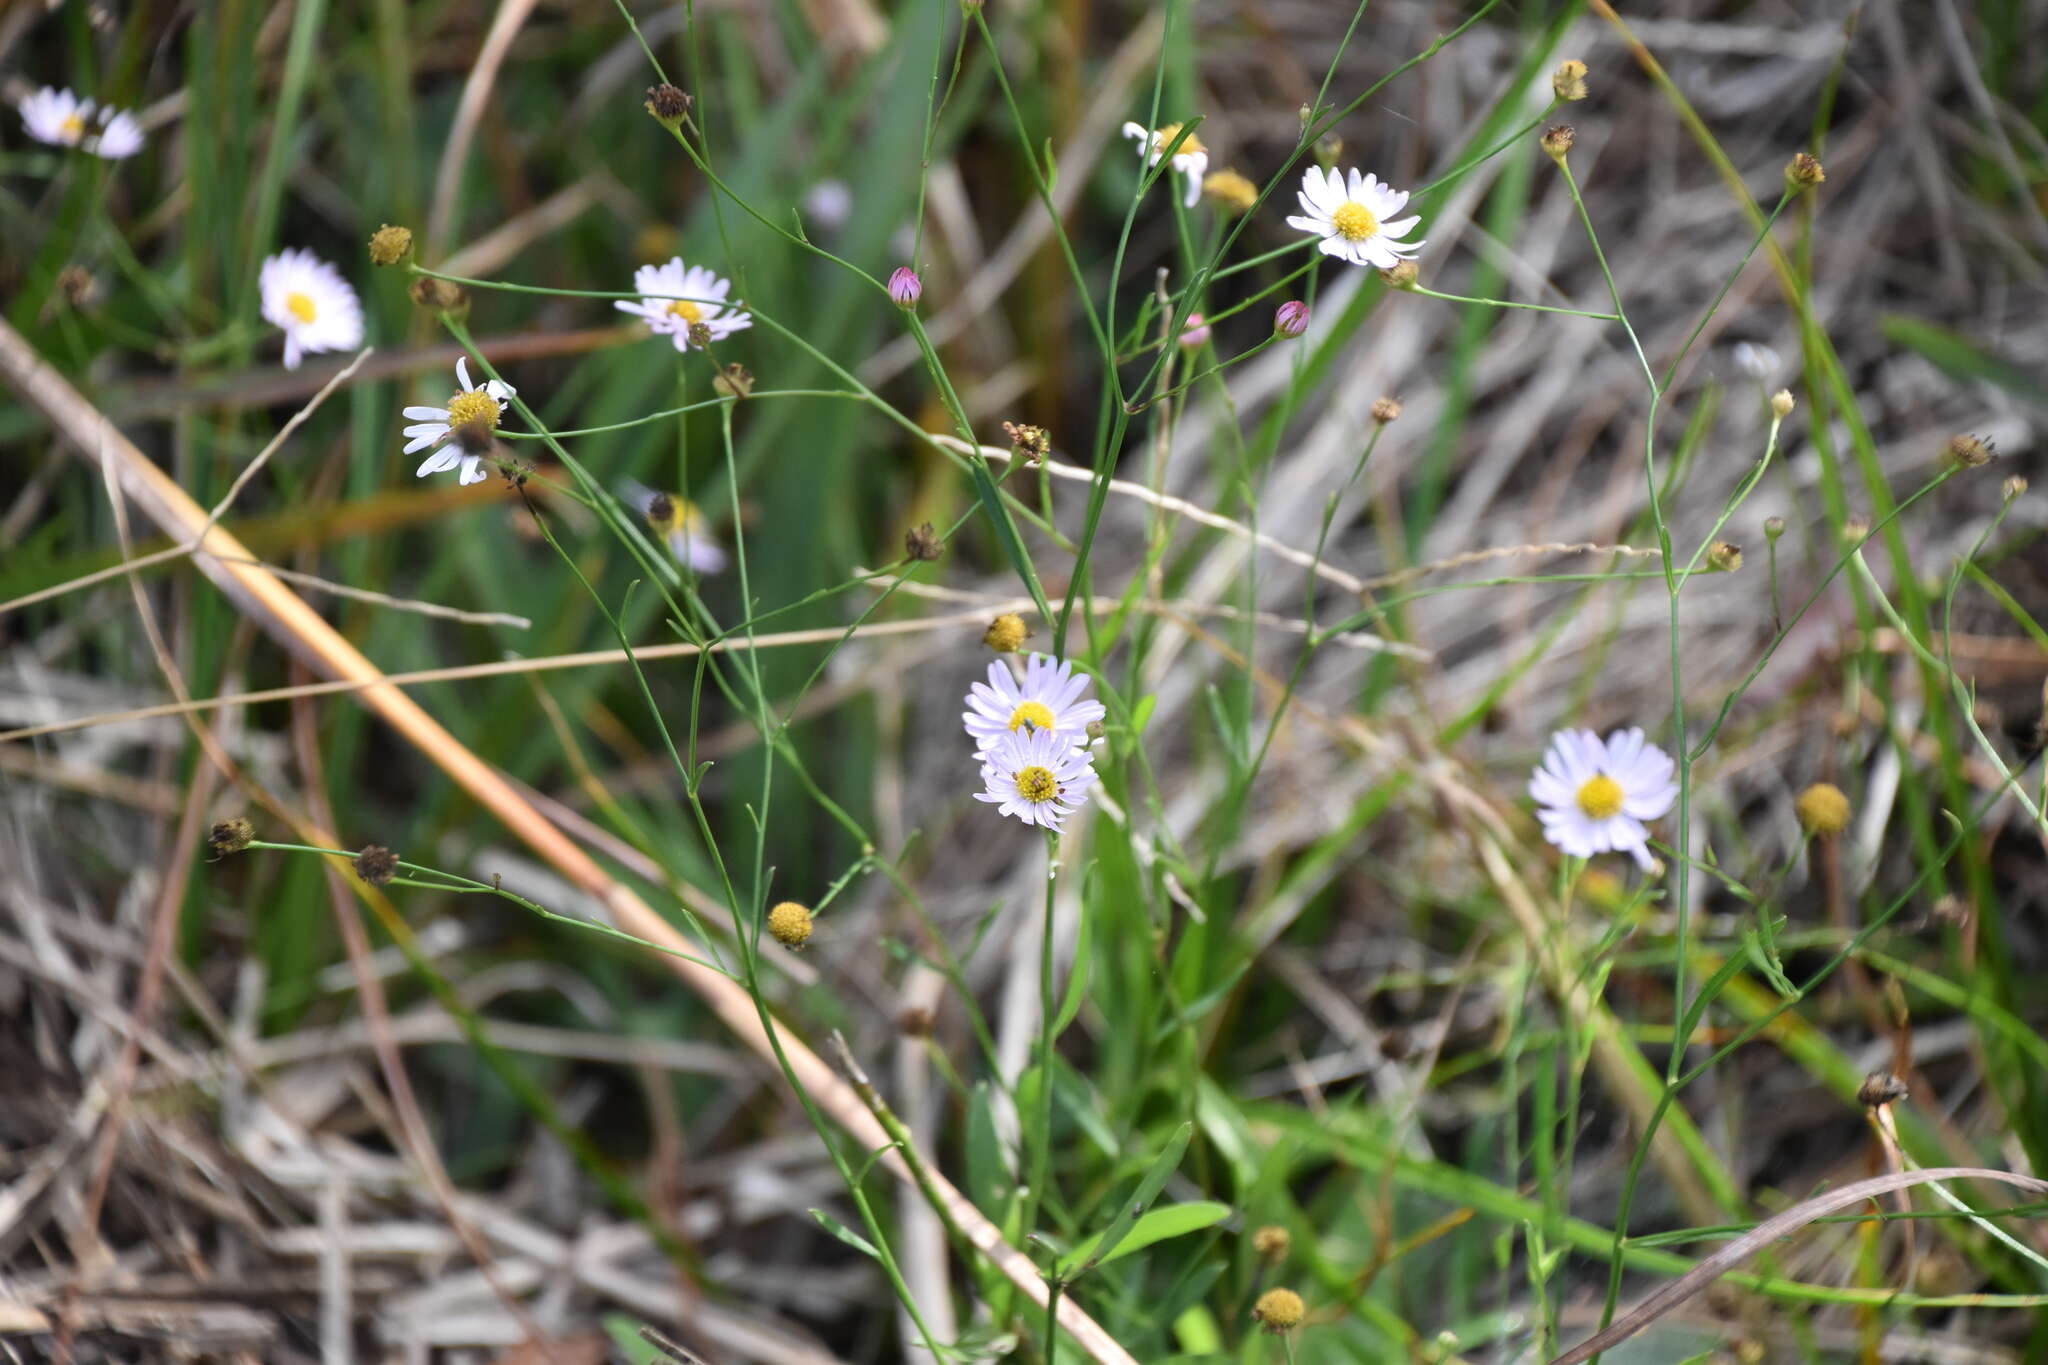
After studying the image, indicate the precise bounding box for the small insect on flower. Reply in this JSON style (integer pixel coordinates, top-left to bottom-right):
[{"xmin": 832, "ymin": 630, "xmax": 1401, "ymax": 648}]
[
  {"xmin": 1286, "ymin": 166, "xmax": 1424, "ymax": 270},
  {"xmin": 615, "ymin": 257, "xmax": 752, "ymax": 352},
  {"xmin": 259, "ymin": 249, "xmax": 364, "ymax": 371},
  {"xmin": 1530, "ymin": 727, "xmax": 1679, "ymax": 870},
  {"xmin": 624, "ymin": 479, "xmax": 727, "ymax": 574},
  {"xmin": 963, "ymin": 653, "xmax": 1107, "ymax": 756},
  {"xmin": 1122, "ymin": 121, "xmax": 1209, "ymax": 208},
  {"xmin": 20, "ymin": 86, "xmax": 144, "ymax": 159},
  {"xmin": 975, "ymin": 724, "xmax": 1098, "ymax": 832},
  {"xmin": 402, "ymin": 357, "xmax": 516, "ymax": 486}
]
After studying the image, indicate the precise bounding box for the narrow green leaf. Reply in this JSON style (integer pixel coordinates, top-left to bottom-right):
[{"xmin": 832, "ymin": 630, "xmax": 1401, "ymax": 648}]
[
  {"xmin": 809, "ymin": 1208, "xmax": 882, "ymax": 1260},
  {"xmin": 1058, "ymin": 1121, "xmax": 1195, "ymax": 1277}
]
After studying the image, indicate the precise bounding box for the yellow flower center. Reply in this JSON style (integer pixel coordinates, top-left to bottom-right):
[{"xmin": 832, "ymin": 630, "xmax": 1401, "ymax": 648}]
[
  {"xmin": 1008, "ymin": 701, "xmax": 1056, "ymax": 733},
  {"xmin": 444, "ymin": 389, "xmax": 501, "ymax": 432},
  {"xmin": 1331, "ymin": 201, "xmax": 1379, "ymax": 242},
  {"xmin": 285, "ymin": 291, "xmax": 318, "ymax": 324},
  {"xmin": 59, "ymin": 114, "xmax": 85, "ymax": 141},
  {"xmin": 1155, "ymin": 123, "xmax": 1204, "ymax": 157},
  {"xmin": 1015, "ymin": 765, "xmax": 1059, "ymax": 804},
  {"xmin": 665, "ymin": 299, "xmax": 705, "ymax": 324},
  {"xmin": 1576, "ymin": 774, "xmax": 1624, "ymax": 820}
]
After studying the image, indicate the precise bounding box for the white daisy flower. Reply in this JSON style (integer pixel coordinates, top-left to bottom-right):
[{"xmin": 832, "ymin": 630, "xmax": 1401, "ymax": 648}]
[
  {"xmin": 20, "ymin": 86, "xmax": 144, "ymax": 159},
  {"xmin": 1285, "ymin": 166, "xmax": 1424, "ymax": 270},
  {"xmin": 803, "ymin": 179, "xmax": 853, "ymax": 231},
  {"xmin": 1731, "ymin": 341, "xmax": 1780, "ymax": 381},
  {"xmin": 1529, "ymin": 727, "xmax": 1679, "ymax": 870},
  {"xmin": 624, "ymin": 478, "xmax": 727, "ymax": 574},
  {"xmin": 963, "ymin": 653, "xmax": 1106, "ymax": 756},
  {"xmin": 401, "ymin": 357, "xmax": 516, "ymax": 486},
  {"xmin": 258, "ymin": 249, "xmax": 364, "ymax": 371},
  {"xmin": 614, "ymin": 257, "xmax": 752, "ymax": 352},
  {"xmin": 975, "ymin": 724, "xmax": 1098, "ymax": 832},
  {"xmin": 1121, "ymin": 121, "xmax": 1208, "ymax": 209}
]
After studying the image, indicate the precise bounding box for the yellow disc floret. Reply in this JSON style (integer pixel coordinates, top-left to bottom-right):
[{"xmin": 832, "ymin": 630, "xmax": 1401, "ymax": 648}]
[
  {"xmin": 665, "ymin": 298, "xmax": 705, "ymax": 324},
  {"xmin": 60, "ymin": 113, "xmax": 85, "ymax": 141},
  {"xmin": 1575, "ymin": 774, "xmax": 1624, "ymax": 820},
  {"xmin": 444, "ymin": 388, "xmax": 502, "ymax": 432},
  {"xmin": 286, "ymin": 291, "xmax": 318, "ymax": 324},
  {"xmin": 1331, "ymin": 201, "xmax": 1378, "ymax": 242},
  {"xmin": 1155, "ymin": 122, "xmax": 1204, "ymax": 157},
  {"xmin": 1014, "ymin": 765, "xmax": 1059, "ymax": 804},
  {"xmin": 1253, "ymin": 1288, "xmax": 1305, "ymax": 1333},
  {"xmin": 1009, "ymin": 701, "xmax": 1056, "ymax": 733},
  {"xmin": 767, "ymin": 900, "xmax": 814, "ymax": 948}
]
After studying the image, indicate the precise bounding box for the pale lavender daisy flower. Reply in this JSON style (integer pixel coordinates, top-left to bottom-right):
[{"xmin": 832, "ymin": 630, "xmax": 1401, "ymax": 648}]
[
  {"xmin": 614, "ymin": 257, "xmax": 751, "ymax": 352},
  {"xmin": 1529, "ymin": 727, "xmax": 1678, "ymax": 870},
  {"xmin": 976, "ymin": 725, "xmax": 1098, "ymax": 832},
  {"xmin": 402, "ymin": 357, "xmax": 515, "ymax": 486},
  {"xmin": 21, "ymin": 86, "xmax": 144, "ymax": 159},
  {"xmin": 963, "ymin": 653, "xmax": 1105, "ymax": 756}
]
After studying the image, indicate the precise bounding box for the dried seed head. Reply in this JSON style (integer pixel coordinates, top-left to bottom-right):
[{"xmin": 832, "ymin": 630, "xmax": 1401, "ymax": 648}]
[
  {"xmin": 904, "ymin": 522, "xmax": 943, "ymax": 562},
  {"xmin": 1770, "ymin": 389, "xmax": 1795, "ymax": 418},
  {"xmin": 1931, "ymin": 894, "xmax": 1970, "ymax": 928},
  {"xmin": 645, "ymin": 83, "xmax": 692, "ymax": 127},
  {"xmin": 1841, "ymin": 513, "xmax": 1871, "ymax": 544},
  {"xmin": 208, "ymin": 818, "xmax": 255, "ymax": 857},
  {"xmin": 56, "ymin": 265, "xmax": 99, "ymax": 309},
  {"xmin": 713, "ymin": 363, "xmax": 754, "ymax": 399},
  {"xmin": 409, "ymin": 276, "xmax": 465, "ymax": 313},
  {"xmin": 1945, "ymin": 433, "xmax": 1994, "ymax": 469},
  {"xmin": 1707, "ymin": 540, "xmax": 1743, "ymax": 573},
  {"xmin": 1857, "ymin": 1070, "xmax": 1908, "ymax": 1108},
  {"xmin": 1370, "ymin": 396, "xmax": 1402, "ymax": 424},
  {"xmin": 1253, "ymin": 1288, "xmax": 1305, "ymax": 1332},
  {"xmin": 767, "ymin": 900, "xmax": 814, "ymax": 948},
  {"xmin": 1251, "ymin": 1225, "xmax": 1291, "ymax": 1263},
  {"xmin": 353, "ymin": 844, "xmax": 398, "ymax": 886},
  {"xmin": 1541, "ymin": 123, "xmax": 1576, "ymax": 163},
  {"xmin": 896, "ymin": 1005, "xmax": 934, "ymax": 1037},
  {"xmin": 1202, "ymin": 169, "xmax": 1259, "ymax": 214},
  {"xmin": 1552, "ymin": 58, "xmax": 1589, "ymax": 102},
  {"xmin": 1379, "ymin": 259, "xmax": 1419, "ymax": 290},
  {"xmin": 1003, "ymin": 421, "xmax": 1050, "ymax": 464},
  {"xmin": 1796, "ymin": 782, "xmax": 1851, "ymax": 837},
  {"xmin": 2004, "ymin": 475, "xmax": 2028, "ymax": 502},
  {"xmin": 984, "ymin": 613, "xmax": 1029, "ymax": 654},
  {"xmin": 367, "ymin": 224, "xmax": 413, "ymax": 266},
  {"xmin": 1785, "ymin": 152, "xmax": 1825, "ymax": 190},
  {"xmin": 687, "ymin": 321, "xmax": 714, "ymax": 351},
  {"xmin": 645, "ymin": 491, "xmax": 675, "ymax": 529}
]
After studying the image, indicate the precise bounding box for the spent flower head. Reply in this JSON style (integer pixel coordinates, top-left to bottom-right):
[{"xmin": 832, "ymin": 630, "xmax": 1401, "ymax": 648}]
[
  {"xmin": 1370, "ymin": 396, "xmax": 1402, "ymax": 424},
  {"xmin": 975, "ymin": 724, "xmax": 1097, "ymax": 832},
  {"xmin": 616, "ymin": 257, "xmax": 751, "ymax": 352},
  {"xmin": 402, "ymin": 357, "xmax": 516, "ymax": 486},
  {"xmin": 1286, "ymin": 166, "xmax": 1424, "ymax": 269},
  {"xmin": 1796, "ymin": 782, "xmax": 1850, "ymax": 837},
  {"xmin": 1003, "ymin": 421, "xmax": 1050, "ymax": 464},
  {"xmin": 353, "ymin": 845, "xmax": 398, "ymax": 886},
  {"xmin": 259, "ymin": 249, "xmax": 364, "ymax": 371},
  {"xmin": 983, "ymin": 613, "xmax": 1029, "ymax": 654},
  {"xmin": 962, "ymin": 653, "xmax": 1106, "ymax": 756},
  {"xmin": 645, "ymin": 83, "xmax": 691, "ymax": 127},
  {"xmin": 1121, "ymin": 121, "xmax": 1208, "ymax": 208},
  {"xmin": 1945, "ymin": 433, "xmax": 1994, "ymax": 469},
  {"xmin": 208, "ymin": 818, "xmax": 255, "ymax": 857},
  {"xmin": 1541, "ymin": 124, "xmax": 1577, "ymax": 163},
  {"xmin": 1530, "ymin": 728, "xmax": 1679, "ymax": 870},
  {"xmin": 1786, "ymin": 152, "xmax": 1825, "ymax": 190},
  {"xmin": 1552, "ymin": 59, "xmax": 1589, "ymax": 101},
  {"xmin": 1253, "ymin": 1289, "xmax": 1305, "ymax": 1332},
  {"xmin": 904, "ymin": 522, "xmax": 943, "ymax": 562},
  {"xmin": 1707, "ymin": 540, "xmax": 1743, "ymax": 572}
]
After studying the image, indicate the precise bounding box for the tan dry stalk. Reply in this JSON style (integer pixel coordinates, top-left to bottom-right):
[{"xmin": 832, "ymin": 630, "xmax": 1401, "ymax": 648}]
[{"xmin": 0, "ymin": 317, "xmax": 1139, "ymax": 1365}]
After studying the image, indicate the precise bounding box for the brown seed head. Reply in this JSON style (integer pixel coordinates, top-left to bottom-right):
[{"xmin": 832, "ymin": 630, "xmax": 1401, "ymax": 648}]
[
  {"xmin": 1253, "ymin": 1288, "xmax": 1305, "ymax": 1332},
  {"xmin": 713, "ymin": 362, "xmax": 754, "ymax": 399},
  {"xmin": 896, "ymin": 1005, "xmax": 934, "ymax": 1037},
  {"xmin": 1370, "ymin": 396, "xmax": 1402, "ymax": 424},
  {"xmin": 1786, "ymin": 152, "xmax": 1825, "ymax": 190},
  {"xmin": 353, "ymin": 844, "xmax": 399, "ymax": 886},
  {"xmin": 2004, "ymin": 475, "xmax": 2028, "ymax": 502},
  {"xmin": 1857, "ymin": 1070, "xmax": 1908, "ymax": 1108},
  {"xmin": 767, "ymin": 900, "xmax": 813, "ymax": 948},
  {"xmin": 208, "ymin": 818, "xmax": 255, "ymax": 857},
  {"xmin": 984, "ymin": 613, "xmax": 1029, "ymax": 654},
  {"xmin": 1945, "ymin": 433, "xmax": 1994, "ymax": 469},
  {"xmin": 1796, "ymin": 782, "xmax": 1851, "ymax": 837},
  {"xmin": 1003, "ymin": 420, "xmax": 1050, "ymax": 464},
  {"xmin": 645, "ymin": 491, "xmax": 675, "ymax": 529},
  {"xmin": 645, "ymin": 83, "xmax": 692, "ymax": 126},
  {"xmin": 368, "ymin": 224, "xmax": 413, "ymax": 266},
  {"xmin": 409, "ymin": 276, "xmax": 466, "ymax": 313},
  {"xmin": 1541, "ymin": 124, "xmax": 1576, "ymax": 163},
  {"xmin": 1552, "ymin": 59, "xmax": 1589, "ymax": 102},
  {"xmin": 57, "ymin": 265, "xmax": 99, "ymax": 309},
  {"xmin": 1378, "ymin": 259, "xmax": 1419, "ymax": 290},
  {"xmin": 904, "ymin": 522, "xmax": 943, "ymax": 562}
]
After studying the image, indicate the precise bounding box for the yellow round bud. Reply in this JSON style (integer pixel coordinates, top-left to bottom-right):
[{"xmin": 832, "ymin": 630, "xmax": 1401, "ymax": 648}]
[
  {"xmin": 1253, "ymin": 1288, "xmax": 1305, "ymax": 1332},
  {"xmin": 1796, "ymin": 782, "xmax": 1851, "ymax": 837},
  {"xmin": 367, "ymin": 224, "xmax": 413, "ymax": 266},
  {"xmin": 767, "ymin": 900, "xmax": 814, "ymax": 948},
  {"xmin": 984, "ymin": 613, "xmax": 1029, "ymax": 653}
]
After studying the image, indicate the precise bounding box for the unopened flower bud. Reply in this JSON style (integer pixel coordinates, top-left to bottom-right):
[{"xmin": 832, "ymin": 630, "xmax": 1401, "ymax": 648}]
[
  {"xmin": 208, "ymin": 818, "xmax": 255, "ymax": 857},
  {"xmin": 1178, "ymin": 312, "xmax": 1211, "ymax": 349},
  {"xmin": 1707, "ymin": 540, "xmax": 1743, "ymax": 572},
  {"xmin": 687, "ymin": 321, "xmax": 713, "ymax": 351},
  {"xmin": 1297, "ymin": 104, "xmax": 1314, "ymax": 131},
  {"xmin": 1764, "ymin": 515, "xmax": 1786, "ymax": 542},
  {"xmin": 767, "ymin": 900, "xmax": 813, "ymax": 948},
  {"xmin": 2003, "ymin": 475, "xmax": 2027, "ymax": 502},
  {"xmin": 904, "ymin": 521, "xmax": 943, "ymax": 561},
  {"xmin": 984, "ymin": 613, "xmax": 1029, "ymax": 653},
  {"xmin": 353, "ymin": 844, "xmax": 398, "ymax": 886},
  {"xmin": 1313, "ymin": 134, "xmax": 1342, "ymax": 169},
  {"xmin": 409, "ymin": 276, "xmax": 466, "ymax": 313},
  {"xmin": 1552, "ymin": 59, "xmax": 1589, "ymax": 102},
  {"xmin": 1770, "ymin": 389, "xmax": 1795, "ymax": 418},
  {"xmin": 888, "ymin": 265, "xmax": 922, "ymax": 309},
  {"xmin": 1202, "ymin": 169, "xmax": 1259, "ymax": 214},
  {"xmin": 1796, "ymin": 782, "xmax": 1851, "ymax": 837},
  {"xmin": 1785, "ymin": 152, "xmax": 1825, "ymax": 190},
  {"xmin": 1370, "ymin": 396, "xmax": 1402, "ymax": 424},
  {"xmin": 1379, "ymin": 259, "xmax": 1419, "ymax": 290},
  {"xmin": 1541, "ymin": 124, "xmax": 1576, "ymax": 163},
  {"xmin": 645, "ymin": 83, "xmax": 691, "ymax": 128},
  {"xmin": 1841, "ymin": 514, "xmax": 1871, "ymax": 544},
  {"xmin": 367, "ymin": 224, "xmax": 413, "ymax": 266},
  {"xmin": 1945, "ymin": 433, "xmax": 1994, "ymax": 469},
  {"xmin": 1274, "ymin": 300, "xmax": 1310, "ymax": 338}
]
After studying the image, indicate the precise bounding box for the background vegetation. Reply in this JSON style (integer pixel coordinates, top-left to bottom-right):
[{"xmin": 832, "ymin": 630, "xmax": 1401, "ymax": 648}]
[{"xmin": 3, "ymin": 0, "xmax": 2046, "ymax": 1361}]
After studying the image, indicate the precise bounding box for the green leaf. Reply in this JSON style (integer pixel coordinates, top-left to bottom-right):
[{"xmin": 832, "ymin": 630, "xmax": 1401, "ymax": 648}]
[
  {"xmin": 1061, "ymin": 1200, "xmax": 1231, "ymax": 1276},
  {"xmin": 809, "ymin": 1208, "xmax": 882, "ymax": 1260},
  {"xmin": 1057, "ymin": 1121, "xmax": 1196, "ymax": 1277}
]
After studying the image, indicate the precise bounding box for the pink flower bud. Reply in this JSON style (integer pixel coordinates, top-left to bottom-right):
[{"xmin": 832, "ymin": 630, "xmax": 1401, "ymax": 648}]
[
  {"xmin": 888, "ymin": 266, "xmax": 922, "ymax": 309},
  {"xmin": 1178, "ymin": 312, "xmax": 1211, "ymax": 349},
  {"xmin": 1274, "ymin": 300, "xmax": 1310, "ymax": 338}
]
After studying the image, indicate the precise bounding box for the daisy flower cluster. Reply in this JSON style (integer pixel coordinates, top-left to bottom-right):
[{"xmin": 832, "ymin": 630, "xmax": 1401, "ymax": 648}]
[
  {"xmin": 965, "ymin": 654, "xmax": 1105, "ymax": 832},
  {"xmin": 21, "ymin": 86, "xmax": 144, "ymax": 159}
]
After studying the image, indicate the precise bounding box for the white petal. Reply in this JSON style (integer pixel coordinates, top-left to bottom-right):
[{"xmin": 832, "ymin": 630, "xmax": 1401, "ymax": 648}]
[
  {"xmin": 455, "ymin": 357, "xmax": 472, "ymax": 390},
  {"xmin": 458, "ymin": 456, "xmax": 489, "ymax": 485},
  {"xmin": 416, "ymin": 449, "xmax": 460, "ymax": 476}
]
